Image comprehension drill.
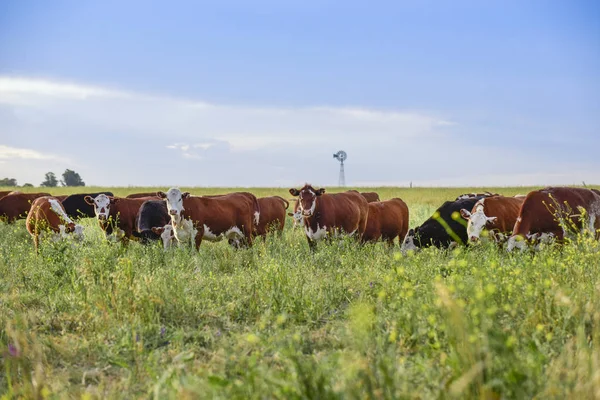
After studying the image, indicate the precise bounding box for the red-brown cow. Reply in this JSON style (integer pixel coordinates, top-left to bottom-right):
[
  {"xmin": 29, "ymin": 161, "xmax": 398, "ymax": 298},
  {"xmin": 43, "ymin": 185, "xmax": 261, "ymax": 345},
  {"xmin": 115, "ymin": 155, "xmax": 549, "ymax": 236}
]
[
  {"xmin": 362, "ymin": 198, "xmax": 409, "ymax": 245},
  {"xmin": 255, "ymin": 196, "xmax": 289, "ymax": 237},
  {"xmin": 0, "ymin": 192, "xmax": 52, "ymax": 223},
  {"xmin": 158, "ymin": 188, "xmax": 260, "ymax": 249},
  {"xmin": 126, "ymin": 192, "xmax": 161, "ymax": 199},
  {"xmin": 26, "ymin": 196, "xmax": 85, "ymax": 252},
  {"xmin": 84, "ymin": 194, "xmax": 156, "ymax": 240},
  {"xmin": 507, "ymin": 187, "xmax": 600, "ymax": 251},
  {"xmin": 289, "ymin": 185, "xmax": 369, "ymax": 249},
  {"xmin": 360, "ymin": 192, "xmax": 380, "ymax": 203},
  {"xmin": 459, "ymin": 195, "xmax": 525, "ymax": 243}
]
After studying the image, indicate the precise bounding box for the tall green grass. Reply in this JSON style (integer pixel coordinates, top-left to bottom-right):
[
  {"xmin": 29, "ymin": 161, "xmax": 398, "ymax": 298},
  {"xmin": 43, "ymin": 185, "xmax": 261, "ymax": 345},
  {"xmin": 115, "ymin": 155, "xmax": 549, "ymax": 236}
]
[{"xmin": 1, "ymin": 187, "xmax": 599, "ymax": 399}]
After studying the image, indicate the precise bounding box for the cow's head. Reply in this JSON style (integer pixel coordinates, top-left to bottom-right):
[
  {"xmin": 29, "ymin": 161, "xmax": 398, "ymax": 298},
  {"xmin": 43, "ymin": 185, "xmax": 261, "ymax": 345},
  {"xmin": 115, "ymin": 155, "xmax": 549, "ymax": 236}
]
[
  {"xmin": 460, "ymin": 204, "xmax": 497, "ymax": 242},
  {"xmin": 84, "ymin": 194, "xmax": 117, "ymax": 221},
  {"xmin": 152, "ymin": 225, "xmax": 175, "ymax": 250},
  {"xmin": 401, "ymin": 228, "xmax": 419, "ymax": 254},
  {"xmin": 73, "ymin": 224, "xmax": 85, "ymax": 241},
  {"xmin": 506, "ymin": 235, "xmax": 527, "ymax": 252},
  {"xmin": 289, "ymin": 185, "xmax": 325, "ymax": 217},
  {"xmin": 157, "ymin": 188, "xmax": 190, "ymax": 224}
]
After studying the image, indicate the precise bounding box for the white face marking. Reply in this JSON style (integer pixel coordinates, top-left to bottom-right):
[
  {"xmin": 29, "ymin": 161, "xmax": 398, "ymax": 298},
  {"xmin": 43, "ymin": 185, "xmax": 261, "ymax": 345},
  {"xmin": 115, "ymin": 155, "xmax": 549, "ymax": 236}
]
[
  {"xmin": 163, "ymin": 188, "xmax": 186, "ymax": 224},
  {"xmin": 173, "ymin": 219, "xmax": 196, "ymax": 245},
  {"xmin": 49, "ymin": 199, "xmax": 74, "ymax": 224},
  {"xmin": 305, "ymin": 223, "xmax": 327, "ymax": 240},
  {"xmin": 73, "ymin": 224, "xmax": 85, "ymax": 241},
  {"xmin": 91, "ymin": 194, "xmax": 111, "ymax": 220},
  {"xmin": 506, "ymin": 235, "xmax": 527, "ymax": 252},
  {"xmin": 159, "ymin": 225, "xmax": 175, "ymax": 250},
  {"xmin": 400, "ymin": 231, "xmax": 418, "ymax": 254},
  {"xmin": 298, "ymin": 190, "xmax": 317, "ymax": 217}
]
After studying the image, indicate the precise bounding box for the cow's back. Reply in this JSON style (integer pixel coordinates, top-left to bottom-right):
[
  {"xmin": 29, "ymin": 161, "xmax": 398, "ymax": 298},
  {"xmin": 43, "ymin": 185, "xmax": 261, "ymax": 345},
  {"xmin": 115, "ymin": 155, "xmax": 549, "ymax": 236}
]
[
  {"xmin": 256, "ymin": 196, "xmax": 287, "ymax": 235},
  {"xmin": 26, "ymin": 196, "xmax": 63, "ymax": 234},
  {"xmin": 514, "ymin": 187, "xmax": 600, "ymax": 237},
  {"xmin": 0, "ymin": 193, "xmax": 50, "ymax": 223},
  {"xmin": 317, "ymin": 191, "xmax": 369, "ymax": 235},
  {"xmin": 364, "ymin": 198, "xmax": 408, "ymax": 243},
  {"xmin": 184, "ymin": 192, "xmax": 258, "ymax": 235},
  {"xmin": 479, "ymin": 196, "xmax": 524, "ymax": 233}
]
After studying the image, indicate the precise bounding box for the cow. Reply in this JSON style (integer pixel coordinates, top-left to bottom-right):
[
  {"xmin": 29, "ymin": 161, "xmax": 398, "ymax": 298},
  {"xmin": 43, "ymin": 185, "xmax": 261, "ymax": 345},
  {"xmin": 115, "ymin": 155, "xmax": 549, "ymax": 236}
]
[
  {"xmin": 26, "ymin": 196, "xmax": 84, "ymax": 252},
  {"xmin": 288, "ymin": 199, "xmax": 304, "ymax": 228},
  {"xmin": 0, "ymin": 192, "xmax": 52, "ymax": 223},
  {"xmin": 61, "ymin": 192, "xmax": 114, "ymax": 219},
  {"xmin": 131, "ymin": 200, "xmax": 171, "ymax": 243},
  {"xmin": 289, "ymin": 185, "xmax": 369, "ymax": 250},
  {"xmin": 401, "ymin": 195, "xmax": 488, "ymax": 253},
  {"xmin": 507, "ymin": 187, "xmax": 600, "ymax": 251},
  {"xmin": 151, "ymin": 225, "xmax": 176, "ymax": 250},
  {"xmin": 255, "ymin": 196, "xmax": 289, "ymax": 237},
  {"xmin": 455, "ymin": 192, "xmax": 499, "ymax": 201},
  {"xmin": 126, "ymin": 192, "xmax": 160, "ymax": 199},
  {"xmin": 459, "ymin": 195, "xmax": 525, "ymax": 243},
  {"xmin": 362, "ymin": 198, "xmax": 409, "ymax": 246},
  {"xmin": 157, "ymin": 188, "xmax": 260, "ymax": 249},
  {"xmin": 360, "ymin": 192, "xmax": 380, "ymax": 203},
  {"xmin": 84, "ymin": 194, "xmax": 156, "ymax": 240}
]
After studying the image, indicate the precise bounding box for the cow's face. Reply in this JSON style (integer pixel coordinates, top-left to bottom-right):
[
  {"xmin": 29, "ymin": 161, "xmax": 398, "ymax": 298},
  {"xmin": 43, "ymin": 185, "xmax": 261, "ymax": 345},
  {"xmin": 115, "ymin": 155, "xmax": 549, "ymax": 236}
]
[
  {"xmin": 158, "ymin": 188, "xmax": 190, "ymax": 224},
  {"xmin": 401, "ymin": 228, "xmax": 419, "ymax": 254},
  {"xmin": 528, "ymin": 232, "xmax": 555, "ymax": 251},
  {"xmin": 460, "ymin": 206, "xmax": 497, "ymax": 242},
  {"xmin": 84, "ymin": 194, "xmax": 115, "ymax": 221},
  {"xmin": 289, "ymin": 186, "xmax": 325, "ymax": 217},
  {"xmin": 73, "ymin": 224, "xmax": 85, "ymax": 241},
  {"xmin": 506, "ymin": 235, "xmax": 527, "ymax": 252},
  {"xmin": 152, "ymin": 225, "xmax": 175, "ymax": 250}
]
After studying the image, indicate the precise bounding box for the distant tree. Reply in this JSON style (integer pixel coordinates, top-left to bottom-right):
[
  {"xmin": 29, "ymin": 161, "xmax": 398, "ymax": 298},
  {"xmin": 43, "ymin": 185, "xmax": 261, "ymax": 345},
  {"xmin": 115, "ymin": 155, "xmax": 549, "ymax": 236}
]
[
  {"xmin": 41, "ymin": 172, "xmax": 58, "ymax": 187},
  {"xmin": 22, "ymin": 183, "xmax": 34, "ymax": 187},
  {"xmin": 0, "ymin": 177, "xmax": 18, "ymax": 186},
  {"xmin": 61, "ymin": 169, "xmax": 85, "ymax": 187}
]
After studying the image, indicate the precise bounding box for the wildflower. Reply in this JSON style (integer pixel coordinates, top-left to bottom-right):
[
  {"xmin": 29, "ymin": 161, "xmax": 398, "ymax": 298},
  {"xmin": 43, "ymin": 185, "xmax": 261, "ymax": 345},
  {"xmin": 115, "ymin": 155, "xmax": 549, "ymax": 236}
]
[
  {"xmin": 160, "ymin": 326, "xmax": 166, "ymax": 337},
  {"xmin": 8, "ymin": 343, "xmax": 19, "ymax": 357}
]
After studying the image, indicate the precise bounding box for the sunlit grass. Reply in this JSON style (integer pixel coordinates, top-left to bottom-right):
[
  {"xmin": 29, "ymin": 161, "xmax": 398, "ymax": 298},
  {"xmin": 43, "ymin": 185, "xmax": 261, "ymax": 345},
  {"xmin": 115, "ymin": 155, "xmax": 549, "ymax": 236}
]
[{"xmin": 1, "ymin": 186, "xmax": 599, "ymax": 398}]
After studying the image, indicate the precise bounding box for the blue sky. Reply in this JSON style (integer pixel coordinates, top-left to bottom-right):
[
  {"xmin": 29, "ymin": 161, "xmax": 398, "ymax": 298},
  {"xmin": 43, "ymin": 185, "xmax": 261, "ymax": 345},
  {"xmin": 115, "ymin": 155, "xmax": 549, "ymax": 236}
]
[{"xmin": 0, "ymin": 0, "xmax": 598, "ymax": 186}]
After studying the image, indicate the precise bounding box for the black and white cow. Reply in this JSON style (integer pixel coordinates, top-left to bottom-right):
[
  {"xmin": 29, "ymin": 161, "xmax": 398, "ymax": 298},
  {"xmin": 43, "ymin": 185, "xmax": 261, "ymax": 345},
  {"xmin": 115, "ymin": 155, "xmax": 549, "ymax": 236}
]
[
  {"xmin": 401, "ymin": 195, "xmax": 487, "ymax": 252},
  {"xmin": 132, "ymin": 200, "xmax": 171, "ymax": 244},
  {"xmin": 61, "ymin": 192, "xmax": 114, "ymax": 219}
]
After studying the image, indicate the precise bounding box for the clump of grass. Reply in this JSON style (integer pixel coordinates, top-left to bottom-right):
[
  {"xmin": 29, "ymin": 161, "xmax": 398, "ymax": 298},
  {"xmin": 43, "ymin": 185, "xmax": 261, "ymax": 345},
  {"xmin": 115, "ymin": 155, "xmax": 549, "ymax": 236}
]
[{"xmin": 1, "ymin": 187, "xmax": 599, "ymax": 398}]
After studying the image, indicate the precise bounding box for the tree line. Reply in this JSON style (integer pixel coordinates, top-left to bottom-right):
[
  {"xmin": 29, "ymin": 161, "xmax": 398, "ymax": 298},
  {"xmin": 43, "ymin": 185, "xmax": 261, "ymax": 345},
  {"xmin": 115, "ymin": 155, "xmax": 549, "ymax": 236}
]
[{"xmin": 0, "ymin": 169, "xmax": 85, "ymax": 187}]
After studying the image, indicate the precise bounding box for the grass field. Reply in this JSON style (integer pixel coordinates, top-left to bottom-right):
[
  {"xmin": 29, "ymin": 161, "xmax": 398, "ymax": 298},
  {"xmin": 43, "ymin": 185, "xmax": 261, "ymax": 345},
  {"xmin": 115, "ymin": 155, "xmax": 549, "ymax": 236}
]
[{"xmin": 1, "ymin": 186, "xmax": 599, "ymax": 399}]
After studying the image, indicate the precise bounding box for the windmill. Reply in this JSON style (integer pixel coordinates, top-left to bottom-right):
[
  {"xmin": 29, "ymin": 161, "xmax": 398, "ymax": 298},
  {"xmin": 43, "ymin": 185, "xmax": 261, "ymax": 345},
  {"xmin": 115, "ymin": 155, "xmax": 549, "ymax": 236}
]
[{"xmin": 333, "ymin": 150, "xmax": 347, "ymax": 186}]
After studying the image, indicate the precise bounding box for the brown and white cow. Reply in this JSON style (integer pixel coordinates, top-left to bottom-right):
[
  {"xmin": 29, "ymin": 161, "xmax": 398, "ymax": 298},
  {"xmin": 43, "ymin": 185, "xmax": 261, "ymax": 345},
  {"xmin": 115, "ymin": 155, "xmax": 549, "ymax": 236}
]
[
  {"xmin": 0, "ymin": 192, "xmax": 52, "ymax": 223},
  {"xmin": 289, "ymin": 185, "xmax": 369, "ymax": 249},
  {"xmin": 126, "ymin": 192, "xmax": 161, "ymax": 199},
  {"xmin": 362, "ymin": 198, "xmax": 409, "ymax": 245},
  {"xmin": 459, "ymin": 195, "xmax": 525, "ymax": 243},
  {"xmin": 507, "ymin": 187, "xmax": 600, "ymax": 251},
  {"xmin": 84, "ymin": 194, "xmax": 156, "ymax": 240},
  {"xmin": 288, "ymin": 199, "xmax": 304, "ymax": 228},
  {"xmin": 26, "ymin": 196, "xmax": 84, "ymax": 252},
  {"xmin": 158, "ymin": 188, "xmax": 260, "ymax": 249},
  {"xmin": 255, "ymin": 196, "xmax": 289, "ymax": 237}
]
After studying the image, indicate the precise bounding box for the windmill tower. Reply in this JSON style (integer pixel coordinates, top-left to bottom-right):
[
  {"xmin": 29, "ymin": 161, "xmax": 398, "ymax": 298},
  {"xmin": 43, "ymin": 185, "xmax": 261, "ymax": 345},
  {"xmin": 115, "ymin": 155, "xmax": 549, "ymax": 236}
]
[{"xmin": 333, "ymin": 150, "xmax": 347, "ymax": 186}]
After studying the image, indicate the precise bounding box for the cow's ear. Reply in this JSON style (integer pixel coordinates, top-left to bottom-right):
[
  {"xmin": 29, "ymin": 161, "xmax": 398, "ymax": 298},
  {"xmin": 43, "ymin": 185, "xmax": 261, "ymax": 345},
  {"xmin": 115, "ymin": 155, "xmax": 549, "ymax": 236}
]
[
  {"xmin": 287, "ymin": 212, "xmax": 294, "ymax": 217},
  {"xmin": 151, "ymin": 227, "xmax": 164, "ymax": 234},
  {"xmin": 407, "ymin": 228, "xmax": 414, "ymax": 236},
  {"xmin": 84, "ymin": 196, "xmax": 94, "ymax": 205},
  {"xmin": 110, "ymin": 197, "xmax": 119, "ymax": 205},
  {"xmin": 289, "ymin": 188, "xmax": 300, "ymax": 196},
  {"xmin": 182, "ymin": 192, "xmax": 191, "ymax": 199},
  {"xmin": 459, "ymin": 209, "xmax": 471, "ymax": 219},
  {"xmin": 316, "ymin": 188, "xmax": 326, "ymax": 195},
  {"xmin": 66, "ymin": 223, "xmax": 75, "ymax": 233},
  {"xmin": 157, "ymin": 191, "xmax": 167, "ymax": 199},
  {"xmin": 486, "ymin": 216, "xmax": 497, "ymax": 224}
]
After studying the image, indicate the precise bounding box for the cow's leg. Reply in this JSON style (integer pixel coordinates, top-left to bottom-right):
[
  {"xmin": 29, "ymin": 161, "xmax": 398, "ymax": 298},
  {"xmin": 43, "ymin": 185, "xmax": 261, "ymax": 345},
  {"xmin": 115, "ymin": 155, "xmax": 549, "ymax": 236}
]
[
  {"xmin": 194, "ymin": 231, "xmax": 203, "ymax": 251},
  {"xmin": 307, "ymin": 238, "xmax": 317, "ymax": 252}
]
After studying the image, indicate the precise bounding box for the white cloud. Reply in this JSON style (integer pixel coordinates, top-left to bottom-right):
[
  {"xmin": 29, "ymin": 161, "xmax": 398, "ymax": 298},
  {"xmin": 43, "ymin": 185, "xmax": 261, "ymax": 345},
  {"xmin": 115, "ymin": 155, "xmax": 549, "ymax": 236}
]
[
  {"xmin": 0, "ymin": 145, "xmax": 67, "ymax": 162},
  {"xmin": 0, "ymin": 76, "xmax": 597, "ymax": 187}
]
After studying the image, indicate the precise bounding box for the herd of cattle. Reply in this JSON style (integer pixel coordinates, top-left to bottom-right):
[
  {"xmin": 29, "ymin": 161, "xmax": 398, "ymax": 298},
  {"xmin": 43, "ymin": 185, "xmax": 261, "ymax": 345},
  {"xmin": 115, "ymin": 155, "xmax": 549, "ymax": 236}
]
[{"xmin": 0, "ymin": 185, "xmax": 599, "ymax": 253}]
